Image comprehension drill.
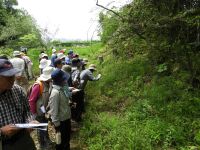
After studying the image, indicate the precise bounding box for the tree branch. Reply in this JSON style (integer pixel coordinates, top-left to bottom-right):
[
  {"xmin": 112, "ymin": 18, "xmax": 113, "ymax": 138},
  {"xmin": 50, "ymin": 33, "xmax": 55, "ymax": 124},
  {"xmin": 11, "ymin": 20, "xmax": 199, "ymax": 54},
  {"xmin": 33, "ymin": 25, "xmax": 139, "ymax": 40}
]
[{"xmin": 96, "ymin": 0, "xmax": 124, "ymax": 21}]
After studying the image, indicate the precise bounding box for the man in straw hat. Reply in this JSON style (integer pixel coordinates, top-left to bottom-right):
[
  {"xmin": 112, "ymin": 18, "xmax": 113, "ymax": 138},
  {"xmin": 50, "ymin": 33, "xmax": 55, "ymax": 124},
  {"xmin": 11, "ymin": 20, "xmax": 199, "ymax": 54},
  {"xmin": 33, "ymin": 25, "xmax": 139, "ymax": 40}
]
[
  {"xmin": 28, "ymin": 66, "xmax": 54, "ymax": 149},
  {"xmin": 80, "ymin": 64, "xmax": 101, "ymax": 90},
  {"xmin": 0, "ymin": 58, "xmax": 36, "ymax": 150}
]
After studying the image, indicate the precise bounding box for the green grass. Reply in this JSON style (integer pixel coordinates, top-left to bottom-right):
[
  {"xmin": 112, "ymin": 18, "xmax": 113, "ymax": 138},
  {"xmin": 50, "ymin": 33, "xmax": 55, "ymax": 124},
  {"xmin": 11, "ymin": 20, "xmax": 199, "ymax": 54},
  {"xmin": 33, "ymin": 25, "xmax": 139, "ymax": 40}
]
[{"xmin": 74, "ymin": 43, "xmax": 200, "ymax": 150}]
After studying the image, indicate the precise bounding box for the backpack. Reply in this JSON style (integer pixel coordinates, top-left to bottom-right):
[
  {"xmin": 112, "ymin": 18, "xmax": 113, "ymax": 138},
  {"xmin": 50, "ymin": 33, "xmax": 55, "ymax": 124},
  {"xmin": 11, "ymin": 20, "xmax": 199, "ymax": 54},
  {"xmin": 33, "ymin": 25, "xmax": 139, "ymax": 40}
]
[
  {"xmin": 27, "ymin": 80, "xmax": 43, "ymax": 98},
  {"xmin": 28, "ymin": 80, "xmax": 45, "ymax": 115}
]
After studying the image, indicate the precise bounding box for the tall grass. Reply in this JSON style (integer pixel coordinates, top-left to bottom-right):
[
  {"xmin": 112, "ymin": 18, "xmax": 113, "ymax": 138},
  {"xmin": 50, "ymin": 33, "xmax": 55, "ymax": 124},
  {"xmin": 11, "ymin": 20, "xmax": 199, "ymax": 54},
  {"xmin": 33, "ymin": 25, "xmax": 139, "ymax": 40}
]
[{"xmin": 76, "ymin": 44, "xmax": 200, "ymax": 149}]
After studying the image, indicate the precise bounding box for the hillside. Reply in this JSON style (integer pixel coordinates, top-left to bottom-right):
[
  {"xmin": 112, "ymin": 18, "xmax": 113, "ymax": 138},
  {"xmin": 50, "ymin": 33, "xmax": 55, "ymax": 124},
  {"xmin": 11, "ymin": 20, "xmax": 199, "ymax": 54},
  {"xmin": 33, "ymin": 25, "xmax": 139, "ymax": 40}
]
[
  {"xmin": 74, "ymin": 0, "xmax": 200, "ymax": 149},
  {"xmin": 74, "ymin": 43, "xmax": 200, "ymax": 150}
]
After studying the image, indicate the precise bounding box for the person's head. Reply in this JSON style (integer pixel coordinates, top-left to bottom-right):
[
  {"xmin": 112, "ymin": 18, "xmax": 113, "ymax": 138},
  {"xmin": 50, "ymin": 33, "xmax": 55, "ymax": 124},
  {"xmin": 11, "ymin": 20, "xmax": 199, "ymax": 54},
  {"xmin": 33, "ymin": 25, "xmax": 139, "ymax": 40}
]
[
  {"xmin": 52, "ymin": 48, "xmax": 56, "ymax": 54},
  {"xmin": 21, "ymin": 48, "xmax": 27, "ymax": 54},
  {"xmin": 51, "ymin": 69, "xmax": 68, "ymax": 86},
  {"xmin": 37, "ymin": 66, "xmax": 54, "ymax": 83},
  {"xmin": 54, "ymin": 58, "xmax": 63, "ymax": 69},
  {"xmin": 67, "ymin": 49, "xmax": 73, "ymax": 58},
  {"xmin": 71, "ymin": 58, "xmax": 81, "ymax": 67},
  {"xmin": 41, "ymin": 53, "xmax": 48, "ymax": 60},
  {"xmin": 72, "ymin": 54, "xmax": 79, "ymax": 59},
  {"xmin": 57, "ymin": 53, "xmax": 66, "ymax": 63},
  {"xmin": 39, "ymin": 59, "xmax": 51, "ymax": 70},
  {"xmin": 0, "ymin": 59, "xmax": 20, "ymax": 91},
  {"xmin": 62, "ymin": 65, "xmax": 72, "ymax": 74},
  {"xmin": 88, "ymin": 64, "xmax": 97, "ymax": 72},
  {"xmin": 13, "ymin": 51, "xmax": 22, "ymax": 58}
]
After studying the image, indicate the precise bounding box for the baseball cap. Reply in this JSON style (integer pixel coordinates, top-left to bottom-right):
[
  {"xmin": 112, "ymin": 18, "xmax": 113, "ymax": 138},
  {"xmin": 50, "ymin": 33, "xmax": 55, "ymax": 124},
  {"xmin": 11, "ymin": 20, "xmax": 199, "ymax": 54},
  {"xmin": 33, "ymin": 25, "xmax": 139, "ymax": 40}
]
[
  {"xmin": 0, "ymin": 59, "xmax": 20, "ymax": 76},
  {"xmin": 51, "ymin": 69, "xmax": 68, "ymax": 84}
]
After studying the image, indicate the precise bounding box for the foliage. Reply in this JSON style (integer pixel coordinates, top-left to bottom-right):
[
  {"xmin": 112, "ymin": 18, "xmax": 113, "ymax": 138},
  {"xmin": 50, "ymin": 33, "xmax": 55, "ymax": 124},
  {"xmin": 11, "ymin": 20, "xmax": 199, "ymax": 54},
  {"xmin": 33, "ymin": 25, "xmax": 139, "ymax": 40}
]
[
  {"xmin": 0, "ymin": 0, "xmax": 43, "ymax": 49},
  {"xmin": 98, "ymin": 0, "xmax": 200, "ymax": 86},
  {"xmin": 74, "ymin": 0, "xmax": 200, "ymax": 149}
]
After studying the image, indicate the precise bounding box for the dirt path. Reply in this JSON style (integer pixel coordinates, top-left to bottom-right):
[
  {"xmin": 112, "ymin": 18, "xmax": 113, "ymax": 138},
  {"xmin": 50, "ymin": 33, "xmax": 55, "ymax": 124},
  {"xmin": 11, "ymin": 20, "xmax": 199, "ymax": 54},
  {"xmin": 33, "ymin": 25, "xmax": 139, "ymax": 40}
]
[{"xmin": 31, "ymin": 121, "xmax": 85, "ymax": 150}]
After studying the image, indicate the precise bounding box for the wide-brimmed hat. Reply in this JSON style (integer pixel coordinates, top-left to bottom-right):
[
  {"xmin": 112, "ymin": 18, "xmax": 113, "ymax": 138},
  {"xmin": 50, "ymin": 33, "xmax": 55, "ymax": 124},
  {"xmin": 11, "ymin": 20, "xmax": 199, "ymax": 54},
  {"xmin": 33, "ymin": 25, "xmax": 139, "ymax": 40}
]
[
  {"xmin": 88, "ymin": 64, "xmax": 97, "ymax": 70},
  {"xmin": 13, "ymin": 51, "xmax": 21, "ymax": 57},
  {"xmin": 39, "ymin": 59, "xmax": 51, "ymax": 69},
  {"xmin": 0, "ymin": 59, "xmax": 20, "ymax": 76},
  {"xmin": 38, "ymin": 66, "xmax": 54, "ymax": 81}
]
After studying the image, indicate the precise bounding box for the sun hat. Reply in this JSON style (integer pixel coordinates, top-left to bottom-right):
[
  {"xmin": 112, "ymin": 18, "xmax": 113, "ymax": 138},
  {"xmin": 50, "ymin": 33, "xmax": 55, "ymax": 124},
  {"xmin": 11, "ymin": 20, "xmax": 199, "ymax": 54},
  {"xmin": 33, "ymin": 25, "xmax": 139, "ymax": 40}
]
[
  {"xmin": 88, "ymin": 64, "xmax": 97, "ymax": 70},
  {"xmin": 51, "ymin": 69, "xmax": 68, "ymax": 85},
  {"xmin": 38, "ymin": 66, "xmax": 54, "ymax": 81},
  {"xmin": 39, "ymin": 59, "xmax": 51, "ymax": 69},
  {"xmin": 0, "ymin": 59, "xmax": 20, "ymax": 76},
  {"xmin": 57, "ymin": 53, "xmax": 65, "ymax": 59},
  {"xmin": 52, "ymin": 49, "xmax": 56, "ymax": 53},
  {"xmin": 13, "ymin": 51, "xmax": 21, "ymax": 57}
]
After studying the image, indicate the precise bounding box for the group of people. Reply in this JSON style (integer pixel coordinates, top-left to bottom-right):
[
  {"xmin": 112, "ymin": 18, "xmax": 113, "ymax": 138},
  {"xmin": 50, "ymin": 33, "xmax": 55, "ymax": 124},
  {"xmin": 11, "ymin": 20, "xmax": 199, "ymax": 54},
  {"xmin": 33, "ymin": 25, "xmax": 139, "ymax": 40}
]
[{"xmin": 0, "ymin": 48, "xmax": 101, "ymax": 150}]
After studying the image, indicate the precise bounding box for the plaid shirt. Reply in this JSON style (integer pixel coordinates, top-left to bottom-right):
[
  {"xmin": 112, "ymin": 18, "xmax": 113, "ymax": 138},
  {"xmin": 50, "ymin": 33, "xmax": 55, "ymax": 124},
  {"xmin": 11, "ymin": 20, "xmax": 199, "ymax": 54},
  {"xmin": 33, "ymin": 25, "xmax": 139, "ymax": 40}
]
[{"xmin": 0, "ymin": 84, "xmax": 32, "ymax": 127}]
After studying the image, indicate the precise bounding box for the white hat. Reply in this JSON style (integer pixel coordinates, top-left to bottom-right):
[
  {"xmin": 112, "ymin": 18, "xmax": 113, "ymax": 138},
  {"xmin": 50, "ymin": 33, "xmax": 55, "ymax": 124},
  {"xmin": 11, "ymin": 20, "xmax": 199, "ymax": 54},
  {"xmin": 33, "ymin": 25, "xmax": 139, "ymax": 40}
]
[
  {"xmin": 52, "ymin": 49, "xmax": 56, "ymax": 53},
  {"xmin": 88, "ymin": 64, "xmax": 97, "ymax": 70},
  {"xmin": 13, "ymin": 51, "xmax": 21, "ymax": 57},
  {"xmin": 39, "ymin": 59, "xmax": 51, "ymax": 69},
  {"xmin": 38, "ymin": 66, "xmax": 54, "ymax": 81},
  {"xmin": 57, "ymin": 53, "xmax": 65, "ymax": 59}
]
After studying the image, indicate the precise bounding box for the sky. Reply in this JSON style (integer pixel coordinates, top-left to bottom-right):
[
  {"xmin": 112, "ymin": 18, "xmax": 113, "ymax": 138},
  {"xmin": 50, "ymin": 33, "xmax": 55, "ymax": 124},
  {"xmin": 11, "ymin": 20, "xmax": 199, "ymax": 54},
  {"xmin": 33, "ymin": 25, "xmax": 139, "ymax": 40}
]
[{"xmin": 17, "ymin": 0, "xmax": 132, "ymax": 41}]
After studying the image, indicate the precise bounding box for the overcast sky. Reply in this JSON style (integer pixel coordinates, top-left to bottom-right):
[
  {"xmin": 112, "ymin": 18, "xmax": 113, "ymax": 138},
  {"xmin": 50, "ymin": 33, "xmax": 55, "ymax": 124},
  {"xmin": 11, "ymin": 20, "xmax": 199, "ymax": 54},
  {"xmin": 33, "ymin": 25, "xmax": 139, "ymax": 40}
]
[{"xmin": 17, "ymin": 0, "xmax": 131, "ymax": 41}]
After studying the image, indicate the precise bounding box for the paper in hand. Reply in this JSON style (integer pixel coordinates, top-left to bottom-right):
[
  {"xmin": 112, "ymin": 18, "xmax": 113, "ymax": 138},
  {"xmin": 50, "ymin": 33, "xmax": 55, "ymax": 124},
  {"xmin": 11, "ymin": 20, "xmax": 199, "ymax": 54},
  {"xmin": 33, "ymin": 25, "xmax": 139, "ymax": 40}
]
[{"xmin": 12, "ymin": 123, "xmax": 48, "ymax": 131}]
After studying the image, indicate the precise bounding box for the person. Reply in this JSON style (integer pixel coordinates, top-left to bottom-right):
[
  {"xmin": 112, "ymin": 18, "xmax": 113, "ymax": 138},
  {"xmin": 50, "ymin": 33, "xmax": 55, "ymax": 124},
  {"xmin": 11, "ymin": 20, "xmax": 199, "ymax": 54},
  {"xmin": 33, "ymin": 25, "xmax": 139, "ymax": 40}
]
[
  {"xmin": 70, "ymin": 58, "xmax": 85, "ymax": 122},
  {"xmin": 81, "ymin": 58, "xmax": 88, "ymax": 71},
  {"xmin": 28, "ymin": 66, "xmax": 54, "ymax": 149},
  {"xmin": 0, "ymin": 58, "xmax": 36, "ymax": 150},
  {"xmin": 71, "ymin": 58, "xmax": 82, "ymax": 88},
  {"xmin": 47, "ymin": 69, "xmax": 71, "ymax": 150},
  {"xmin": 57, "ymin": 53, "xmax": 66, "ymax": 65},
  {"xmin": 20, "ymin": 51, "xmax": 34, "ymax": 80},
  {"xmin": 39, "ymin": 58, "xmax": 51, "ymax": 74},
  {"xmin": 80, "ymin": 64, "xmax": 101, "ymax": 90},
  {"xmin": 62, "ymin": 65, "xmax": 72, "ymax": 87},
  {"xmin": 10, "ymin": 51, "xmax": 29, "ymax": 94},
  {"xmin": 54, "ymin": 58, "xmax": 63, "ymax": 69},
  {"xmin": 65, "ymin": 49, "xmax": 73, "ymax": 65},
  {"xmin": 51, "ymin": 49, "xmax": 57, "ymax": 67}
]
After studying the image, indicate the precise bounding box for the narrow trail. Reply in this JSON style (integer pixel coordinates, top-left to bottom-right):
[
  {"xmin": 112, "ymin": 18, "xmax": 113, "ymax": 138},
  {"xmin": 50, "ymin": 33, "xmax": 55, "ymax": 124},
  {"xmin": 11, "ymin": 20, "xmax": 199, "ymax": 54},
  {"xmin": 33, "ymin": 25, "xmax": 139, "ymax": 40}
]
[{"xmin": 31, "ymin": 122, "xmax": 86, "ymax": 150}]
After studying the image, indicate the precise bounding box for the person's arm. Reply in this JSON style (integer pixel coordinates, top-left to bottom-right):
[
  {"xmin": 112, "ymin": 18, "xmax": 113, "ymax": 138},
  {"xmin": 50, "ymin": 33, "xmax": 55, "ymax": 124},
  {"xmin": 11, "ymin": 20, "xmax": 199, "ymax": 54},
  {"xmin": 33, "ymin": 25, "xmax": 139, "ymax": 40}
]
[
  {"xmin": 87, "ymin": 71, "xmax": 98, "ymax": 81},
  {"xmin": 28, "ymin": 84, "xmax": 40, "ymax": 115}
]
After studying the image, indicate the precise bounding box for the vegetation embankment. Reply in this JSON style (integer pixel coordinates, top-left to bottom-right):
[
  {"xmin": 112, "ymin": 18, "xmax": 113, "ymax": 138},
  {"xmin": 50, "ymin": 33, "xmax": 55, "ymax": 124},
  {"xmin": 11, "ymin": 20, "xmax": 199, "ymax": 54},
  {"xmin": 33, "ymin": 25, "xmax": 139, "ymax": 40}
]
[{"xmin": 74, "ymin": 0, "xmax": 200, "ymax": 149}]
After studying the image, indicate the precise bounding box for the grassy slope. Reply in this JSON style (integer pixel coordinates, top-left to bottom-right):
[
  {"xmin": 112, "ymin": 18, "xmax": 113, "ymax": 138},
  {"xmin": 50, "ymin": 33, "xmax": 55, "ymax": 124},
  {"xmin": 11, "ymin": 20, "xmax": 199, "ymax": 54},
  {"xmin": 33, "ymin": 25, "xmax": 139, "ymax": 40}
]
[{"xmin": 75, "ymin": 44, "xmax": 200, "ymax": 150}]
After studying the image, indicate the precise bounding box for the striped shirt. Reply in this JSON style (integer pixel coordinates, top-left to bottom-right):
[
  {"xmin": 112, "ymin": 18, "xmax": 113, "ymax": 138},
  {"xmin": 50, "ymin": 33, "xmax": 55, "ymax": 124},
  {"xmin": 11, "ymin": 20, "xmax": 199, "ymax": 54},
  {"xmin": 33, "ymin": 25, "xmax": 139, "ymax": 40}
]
[{"xmin": 0, "ymin": 84, "xmax": 32, "ymax": 127}]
